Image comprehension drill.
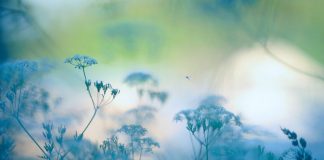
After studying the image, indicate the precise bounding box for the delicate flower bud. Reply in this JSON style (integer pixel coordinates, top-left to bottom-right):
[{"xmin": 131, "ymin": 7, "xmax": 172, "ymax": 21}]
[
  {"xmin": 85, "ymin": 79, "xmax": 91, "ymax": 90},
  {"xmin": 111, "ymin": 89, "xmax": 120, "ymax": 98},
  {"xmin": 94, "ymin": 81, "xmax": 104, "ymax": 92}
]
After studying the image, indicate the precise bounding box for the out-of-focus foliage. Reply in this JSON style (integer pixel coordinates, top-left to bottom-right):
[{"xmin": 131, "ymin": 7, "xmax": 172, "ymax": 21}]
[
  {"xmin": 0, "ymin": 128, "xmax": 15, "ymax": 160},
  {"xmin": 280, "ymin": 128, "xmax": 314, "ymax": 160},
  {"xmin": 105, "ymin": 22, "xmax": 163, "ymax": 57},
  {"xmin": 122, "ymin": 71, "xmax": 168, "ymax": 125},
  {"xmin": 117, "ymin": 124, "xmax": 159, "ymax": 160},
  {"xmin": 0, "ymin": 60, "xmax": 54, "ymax": 159},
  {"xmin": 124, "ymin": 72, "xmax": 158, "ymax": 87},
  {"xmin": 175, "ymin": 95, "xmax": 241, "ymax": 160},
  {"xmin": 1, "ymin": 0, "xmax": 323, "ymax": 159},
  {"xmin": 39, "ymin": 122, "xmax": 69, "ymax": 160},
  {"xmin": 100, "ymin": 135, "xmax": 129, "ymax": 160},
  {"xmin": 123, "ymin": 106, "xmax": 157, "ymax": 125}
]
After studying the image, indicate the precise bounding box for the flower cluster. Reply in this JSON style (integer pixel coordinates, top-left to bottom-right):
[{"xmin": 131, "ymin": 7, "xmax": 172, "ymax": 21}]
[
  {"xmin": 174, "ymin": 95, "xmax": 241, "ymax": 160},
  {"xmin": 64, "ymin": 55, "xmax": 98, "ymax": 69},
  {"xmin": 88, "ymin": 80, "xmax": 120, "ymax": 107}
]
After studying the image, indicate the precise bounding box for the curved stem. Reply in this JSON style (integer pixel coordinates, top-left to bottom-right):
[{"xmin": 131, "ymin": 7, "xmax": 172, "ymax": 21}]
[
  {"xmin": 16, "ymin": 117, "xmax": 49, "ymax": 159},
  {"xmin": 80, "ymin": 108, "xmax": 98, "ymax": 136}
]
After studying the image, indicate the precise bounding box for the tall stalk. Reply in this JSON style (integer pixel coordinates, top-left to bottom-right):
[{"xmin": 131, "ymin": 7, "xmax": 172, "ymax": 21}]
[{"xmin": 78, "ymin": 67, "xmax": 99, "ymax": 137}]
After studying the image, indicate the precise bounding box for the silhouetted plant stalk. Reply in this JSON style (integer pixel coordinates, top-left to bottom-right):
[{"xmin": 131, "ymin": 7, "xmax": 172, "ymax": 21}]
[
  {"xmin": 64, "ymin": 55, "xmax": 119, "ymax": 140},
  {"xmin": 175, "ymin": 96, "xmax": 241, "ymax": 160},
  {"xmin": 0, "ymin": 61, "xmax": 51, "ymax": 159},
  {"xmin": 15, "ymin": 115, "xmax": 49, "ymax": 159},
  {"xmin": 117, "ymin": 124, "xmax": 159, "ymax": 160}
]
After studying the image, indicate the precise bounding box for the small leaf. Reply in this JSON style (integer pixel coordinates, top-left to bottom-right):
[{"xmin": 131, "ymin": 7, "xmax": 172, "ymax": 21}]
[
  {"xmin": 299, "ymin": 137, "xmax": 307, "ymax": 148},
  {"xmin": 292, "ymin": 140, "xmax": 298, "ymax": 146}
]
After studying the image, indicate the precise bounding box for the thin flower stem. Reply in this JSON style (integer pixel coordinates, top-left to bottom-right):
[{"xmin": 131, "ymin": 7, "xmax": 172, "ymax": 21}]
[
  {"xmin": 102, "ymin": 97, "xmax": 114, "ymax": 106},
  {"xmin": 15, "ymin": 117, "xmax": 49, "ymax": 159},
  {"xmin": 82, "ymin": 67, "xmax": 96, "ymax": 110},
  {"xmin": 188, "ymin": 131, "xmax": 197, "ymax": 160},
  {"xmin": 13, "ymin": 88, "xmax": 49, "ymax": 159},
  {"xmin": 139, "ymin": 147, "xmax": 143, "ymax": 160},
  {"xmin": 80, "ymin": 108, "xmax": 98, "ymax": 136},
  {"xmin": 99, "ymin": 93, "xmax": 106, "ymax": 106},
  {"xmin": 79, "ymin": 67, "xmax": 100, "ymax": 137},
  {"xmin": 16, "ymin": 88, "xmax": 22, "ymax": 117}
]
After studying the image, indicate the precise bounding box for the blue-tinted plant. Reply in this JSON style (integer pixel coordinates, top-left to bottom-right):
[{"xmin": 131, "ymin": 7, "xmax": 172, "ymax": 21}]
[
  {"xmin": 174, "ymin": 96, "xmax": 241, "ymax": 160},
  {"xmin": 280, "ymin": 128, "xmax": 313, "ymax": 160},
  {"xmin": 39, "ymin": 122, "xmax": 69, "ymax": 160},
  {"xmin": 100, "ymin": 135, "xmax": 129, "ymax": 160},
  {"xmin": 63, "ymin": 137, "xmax": 102, "ymax": 160},
  {"xmin": 117, "ymin": 124, "xmax": 159, "ymax": 160},
  {"xmin": 0, "ymin": 60, "xmax": 55, "ymax": 159},
  {"xmin": 65, "ymin": 54, "xmax": 120, "ymax": 140},
  {"xmin": 137, "ymin": 137, "xmax": 160, "ymax": 160},
  {"xmin": 123, "ymin": 72, "xmax": 168, "ymax": 125},
  {"xmin": 0, "ymin": 132, "xmax": 15, "ymax": 160},
  {"xmin": 247, "ymin": 145, "xmax": 278, "ymax": 160},
  {"xmin": 124, "ymin": 106, "xmax": 157, "ymax": 124},
  {"xmin": 124, "ymin": 72, "xmax": 167, "ymax": 104}
]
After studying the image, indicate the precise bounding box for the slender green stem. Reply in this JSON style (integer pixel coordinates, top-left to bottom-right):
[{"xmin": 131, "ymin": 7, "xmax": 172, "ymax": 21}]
[
  {"xmin": 131, "ymin": 139, "xmax": 135, "ymax": 160},
  {"xmin": 16, "ymin": 88, "xmax": 22, "ymax": 117},
  {"xmin": 139, "ymin": 147, "xmax": 143, "ymax": 160},
  {"xmin": 82, "ymin": 67, "xmax": 96, "ymax": 110},
  {"xmin": 14, "ymin": 88, "xmax": 49, "ymax": 159},
  {"xmin": 80, "ymin": 108, "xmax": 98, "ymax": 136},
  {"xmin": 16, "ymin": 117, "xmax": 49, "ymax": 159},
  {"xmin": 79, "ymin": 67, "xmax": 100, "ymax": 138},
  {"xmin": 188, "ymin": 131, "xmax": 197, "ymax": 160}
]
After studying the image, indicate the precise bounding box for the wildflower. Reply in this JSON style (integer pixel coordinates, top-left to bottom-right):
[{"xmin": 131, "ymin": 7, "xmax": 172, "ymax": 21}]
[
  {"xmin": 64, "ymin": 54, "xmax": 97, "ymax": 69},
  {"xmin": 174, "ymin": 95, "xmax": 241, "ymax": 160}
]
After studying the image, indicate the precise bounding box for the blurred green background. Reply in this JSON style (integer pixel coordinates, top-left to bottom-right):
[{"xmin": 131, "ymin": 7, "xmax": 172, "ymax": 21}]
[{"xmin": 1, "ymin": 0, "xmax": 324, "ymax": 66}]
